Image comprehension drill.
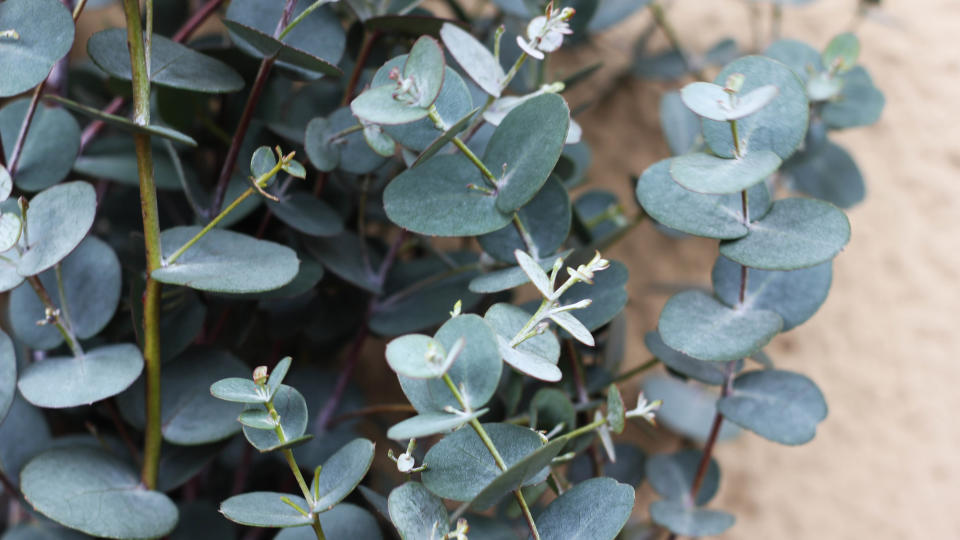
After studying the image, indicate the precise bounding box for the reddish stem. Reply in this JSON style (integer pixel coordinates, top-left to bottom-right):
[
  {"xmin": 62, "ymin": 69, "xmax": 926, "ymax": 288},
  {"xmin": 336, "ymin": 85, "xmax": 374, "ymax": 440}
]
[
  {"xmin": 341, "ymin": 31, "xmax": 383, "ymax": 107},
  {"xmin": 171, "ymin": 0, "xmax": 225, "ymax": 43}
]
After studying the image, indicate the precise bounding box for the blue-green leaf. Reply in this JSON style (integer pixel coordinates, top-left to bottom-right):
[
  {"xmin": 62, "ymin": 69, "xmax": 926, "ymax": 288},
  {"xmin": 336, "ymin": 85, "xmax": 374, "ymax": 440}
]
[
  {"xmin": 0, "ymin": 330, "xmax": 15, "ymax": 424},
  {"xmin": 680, "ymin": 82, "xmax": 778, "ymax": 121},
  {"xmin": 712, "ymin": 255, "xmax": 832, "ymax": 331},
  {"xmin": 650, "ymin": 500, "xmax": 735, "ymax": 537},
  {"xmin": 311, "ymin": 438, "xmax": 375, "ymax": 512},
  {"xmin": 222, "ymin": 20, "xmax": 341, "ymax": 78},
  {"xmin": 268, "ymin": 191, "xmax": 344, "ymax": 237},
  {"xmin": 533, "ymin": 477, "xmax": 635, "ymax": 540},
  {"xmin": 46, "ymin": 95, "xmax": 197, "ymax": 146},
  {"xmin": 702, "ymin": 56, "xmax": 809, "ymax": 159},
  {"xmin": 0, "ymin": 0, "xmax": 74, "ymax": 97},
  {"xmin": 220, "ymin": 492, "xmax": 312, "ymax": 527},
  {"xmin": 441, "ymin": 23, "xmax": 505, "ymax": 97},
  {"xmin": 659, "ymin": 91, "xmax": 701, "ymax": 155},
  {"xmin": 485, "ymin": 93, "xmax": 569, "ymax": 213},
  {"xmin": 117, "ymin": 349, "xmax": 246, "ymax": 445},
  {"xmin": 398, "ymin": 314, "xmax": 501, "ymax": 413},
  {"xmin": 636, "ymin": 158, "xmax": 771, "ymax": 239},
  {"xmin": 645, "ymin": 331, "xmax": 729, "ymax": 386},
  {"xmin": 670, "ymin": 150, "xmax": 782, "ymax": 195},
  {"xmin": 21, "ymin": 447, "xmax": 178, "ymax": 538},
  {"xmin": 659, "ymin": 290, "xmax": 782, "ymax": 362},
  {"xmin": 717, "ymin": 369, "xmax": 827, "ymax": 445},
  {"xmin": 275, "ymin": 504, "xmax": 384, "ymax": 540},
  {"xmin": 387, "ymin": 409, "xmax": 488, "ymax": 440},
  {"xmin": 18, "ymin": 344, "xmax": 143, "ymax": 409},
  {"xmin": 784, "ymin": 140, "xmax": 865, "ymax": 208},
  {"xmin": 388, "ymin": 482, "xmax": 449, "ymax": 540},
  {"xmin": 154, "ymin": 227, "xmax": 300, "ymax": 293},
  {"xmin": 479, "ymin": 177, "xmax": 570, "ymax": 263},
  {"xmin": 0, "ymin": 99, "xmax": 80, "ymax": 192},
  {"xmin": 16, "ymin": 181, "xmax": 95, "ymax": 277},
  {"xmin": 646, "ymin": 449, "xmax": 720, "ymax": 505},
  {"xmin": 719, "ymin": 198, "xmax": 850, "ymax": 270},
  {"xmin": 243, "ymin": 385, "xmax": 309, "ymax": 452},
  {"xmin": 822, "ymin": 66, "xmax": 885, "ymax": 129},
  {"xmin": 641, "ymin": 376, "xmax": 740, "ymax": 443}
]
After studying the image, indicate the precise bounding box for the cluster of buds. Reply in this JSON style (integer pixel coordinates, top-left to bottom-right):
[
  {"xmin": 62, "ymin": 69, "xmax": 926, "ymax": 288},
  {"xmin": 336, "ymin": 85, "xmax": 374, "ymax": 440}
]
[
  {"xmin": 444, "ymin": 518, "xmax": 469, "ymax": 540},
  {"xmin": 625, "ymin": 392, "xmax": 662, "ymax": 426},
  {"xmin": 516, "ymin": 2, "xmax": 575, "ymax": 60},
  {"xmin": 564, "ymin": 250, "xmax": 610, "ymax": 289},
  {"xmin": 388, "ymin": 67, "xmax": 422, "ymax": 106}
]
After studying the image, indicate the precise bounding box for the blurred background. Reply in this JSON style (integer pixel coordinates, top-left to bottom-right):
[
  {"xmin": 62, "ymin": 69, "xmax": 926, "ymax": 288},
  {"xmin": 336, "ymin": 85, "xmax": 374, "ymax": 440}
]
[{"xmin": 564, "ymin": 1, "xmax": 959, "ymax": 538}]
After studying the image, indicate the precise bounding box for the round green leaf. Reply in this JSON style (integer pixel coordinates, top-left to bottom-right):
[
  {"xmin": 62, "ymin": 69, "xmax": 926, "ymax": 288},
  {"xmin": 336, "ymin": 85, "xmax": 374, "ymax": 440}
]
[
  {"xmin": 717, "ymin": 369, "xmax": 827, "ymax": 445},
  {"xmin": 10, "ymin": 236, "xmax": 121, "ymax": 350},
  {"xmin": 21, "ymin": 446, "xmax": 178, "ymax": 538},
  {"xmin": 0, "ymin": 0, "xmax": 74, "ymax": 97},
  {"xmin": 371, "ymin": 55, "xmax": 475, "ymax": 153},
  {"xmin": 645, "ymin": 331, "xmax": 728, "ymax": 386},
  {"xmin": 719, "ymin": 197, "xmax": 851, "ymax": 270},
  {"xmin": 0, "ymin": 164, "xmax": 11, "ymax": 201},
  {"xmin": 713, "ymin": 255, "xmax": 832, "ymax": 331},
  {"xmin": 275, "ymin": 504, "xmax": 383, "ymax": 540},
  {"xmin": 659, "ymin": 290, "xmax": 782, "ymax": 362},
  {"xmin": 822, "ymin": 67, "xmax": 884, "ymax": 129},
  {"xmin": 703, "ymin": 56, "xmax": 808, "ymax": 160},
  {"xmin": 568, "ymin": 443, "xmax": 647, "ymax": 487},
  {"xmin": 645, "ymin": 449, "xmax": 720, "ymax": 505},
  {"xmin": 670, "ymin": 149, "xmax": 782, "ymax": 195},
  {"xmin": 399, "ymin": 314, "xmax": 501, "ymax": 413},
  {"xmin": 388, "ymin": 482, "xmax": 450, "ymax": 540},
  {"xmin": 479, "ymin": 177, "xmax": 570, "ymax": 262},
  {"xmin": 268, "ymin": 190, "xmax": 344, "ymax": 237},
  {"xmin": 468, "ymin": 252, "xmax": 569, "ymax": 294},
  {"xmin": 421, "ymin": 423, "xmax": 548, "ymax": 502},
  {"xmin": 484, "ymin": 93, "xmax": 570, "ymax": 213},
  {"xmin": 243, "ymin": 385, "xmax": 308, "ymax": 451},
  {"xmin": 226, "ymin": 0, "xmax": 345, "ymax": 80},
  {"xmin": 784, "ymin": 140, "xmax": 865, "ymax": 208},
  {"xmin": 2, "ymin": 523, "xmax": 89, "ymax": 539},
  {"xmin": 0, "ymin": 99, "xmax": 80, "ymax": 191},
  {"xmin": 88, "ymin": 29, "xmax": 243, "ymax": 93},
  {"xmin": 403, "ymin": 36, "xmax": 445, "ymax": 109},
  {"xmin": 641, "ymin": 375, "xmax": 740, "ymax": 443},
  {"xmin": 534, "ymin": 477, "xmax": 635, "ymax": 540},
  {"xmin": 0, "ymin": 250, "xmax": 23, "ymax": 292},
  {"xmin": 117, "ymin": 348, "xmax": 246, "ymax": 444},
  {"xmin": 0, "ymin": 212, "xmax": 20, "ymax": 252},
  {"xmin": 18, "ymin": 343, "xmax": 143, "ymax": 409},
  {"xmin": 311, "ymin": 438, "xmax": 375, "ymax": 512},
  {"xmin": 441, "ymin": 23, "xmax": 505, "ymax": 97},
  {"xmin": 0, "ymin": 330, "xmax": 15, "ymax": 423},
  {"xmin": 636, "ymin": 158, "xmax": 772, "ymax": 239},
  {"xmin": 484, "ymin": 302, "xmax": 561, "ymax": 381},
  {"xmin": 305, "ymin": 108, "xmax": 386, "ymax": 174},
  {"xmin": 220, "ymin": 492, "xmax": 312, "ymax": 527},
  {"xmin": 386, "ymin": 334, "xmax": 450, "ymax": 379},
  {"xmin": 16, "ymin": 181, "xmax": 96, "ymax": 277},
  {"xmin": 386, "ymin": 409, "xmax": 488, "ymax": 440},
  {"xmin": 153, "ymin": 226, "xmax": 300, "ymax": 293},
  {"xmin": 46, "ymin": 95, "xmax": 197, "ymax": 146},
  {"xmin": 556, "ymin": 259, "xmax": 629, "ymax": 333},
  {"xmin": 383, "ymin": 153, "xmax": 512, "ymax": 236},
  {"xmin": 157, "ymin": 443, "xmax": 228, "ymax": 493},
  {"xmin": 650, "ymin": 500, "xmax": 735, "ymax": 537}
]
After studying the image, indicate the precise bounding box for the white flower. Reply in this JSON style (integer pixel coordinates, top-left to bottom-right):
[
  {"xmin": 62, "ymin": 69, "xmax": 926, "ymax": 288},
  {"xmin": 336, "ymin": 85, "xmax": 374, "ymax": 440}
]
[
  {"xmin": 396, "ymin": 452, "xmax": 415, "ymax": 473},
  {"xmin": 625, "ymin": 392, "xmax": 662, "ymax": 426},
  {"xmin": 515, "ymin": 6, "xmax": 575, "ymax": 60}
]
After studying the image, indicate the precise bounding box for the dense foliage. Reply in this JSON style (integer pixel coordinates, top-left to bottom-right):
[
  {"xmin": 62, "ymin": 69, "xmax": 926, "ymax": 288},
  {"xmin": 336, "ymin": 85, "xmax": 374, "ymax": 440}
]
[{"xmin": 0, "ymin": 0, "xmax": 883, "ymax": 538}]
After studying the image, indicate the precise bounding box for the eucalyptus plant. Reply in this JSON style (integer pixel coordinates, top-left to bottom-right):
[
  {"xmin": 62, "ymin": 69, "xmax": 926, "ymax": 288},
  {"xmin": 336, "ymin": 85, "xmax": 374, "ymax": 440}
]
[{"xmin": 0, "ymin": 0, "xmax": 881, "ymax": 539}]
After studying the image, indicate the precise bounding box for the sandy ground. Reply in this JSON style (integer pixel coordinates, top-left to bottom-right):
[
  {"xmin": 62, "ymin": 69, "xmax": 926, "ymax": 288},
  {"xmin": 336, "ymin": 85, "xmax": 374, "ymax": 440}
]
[{"xmin": 570, "ymin": 1, "xmax": 960, "ymax": 538}]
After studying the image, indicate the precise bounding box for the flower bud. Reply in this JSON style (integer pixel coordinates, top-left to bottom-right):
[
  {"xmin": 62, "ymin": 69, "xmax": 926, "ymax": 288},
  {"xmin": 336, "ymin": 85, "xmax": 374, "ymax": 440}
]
[{"xmin": 253, "ymin": 365, "xmax": 269, "ymax": 385}]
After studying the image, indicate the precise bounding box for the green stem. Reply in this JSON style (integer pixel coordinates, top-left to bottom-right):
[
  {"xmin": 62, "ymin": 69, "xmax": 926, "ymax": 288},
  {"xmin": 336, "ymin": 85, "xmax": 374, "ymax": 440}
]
[
  {"xmin": 165, "ymin": 159, "xmax": 285, "ymax": 265},
  {"xmin": 121, "ymin": 0, "xmax": 164, "ymax": 490},
  {"xmin": 266, "ymin": 400, "xmax": 327, "ymax": 540},
  {"xmin": 440, "ymin": 373, "xmax": 541, "ymax": 539},
  {"xmin": 278, "ymin": 0, "xmax": 326, "ymax": 40},
  {"xmin": 427, "ymin": 107, "xmax": 499, "ymax": 188},
  {"xmin": 558, "ymin": 416, "xmax": 606, "ymax": 442},
  {"xmin": 26, "ymin": 275, "xmax": 83, "ymax": 358},
  {"xmin": 512, "ymin": 214, "xmax": 538, "ymax": 259},
  {"xmin": 729, "ymin": 119, "xmax": 742, "ymax": 158}
]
